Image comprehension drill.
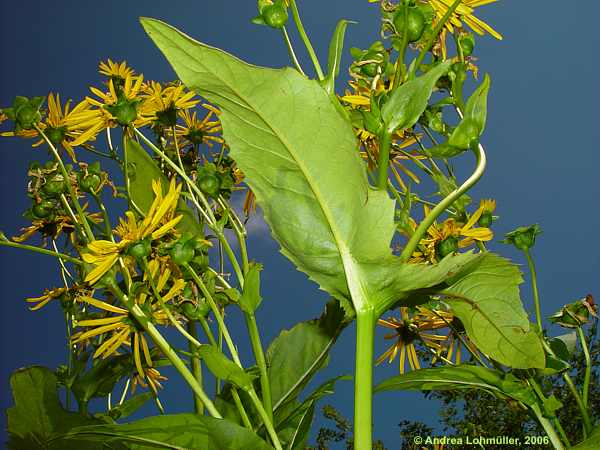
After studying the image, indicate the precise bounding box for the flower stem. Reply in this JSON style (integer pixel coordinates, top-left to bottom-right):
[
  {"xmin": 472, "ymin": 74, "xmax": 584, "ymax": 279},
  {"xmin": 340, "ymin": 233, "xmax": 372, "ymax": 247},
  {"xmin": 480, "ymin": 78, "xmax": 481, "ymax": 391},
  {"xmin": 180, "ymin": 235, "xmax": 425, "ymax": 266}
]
[
  {"xmin": 247, "ymin": 390, "xmax": 283, "ymax": 450},
  {"xmin": 108, "ymin": 284, "xmax": 221, "ymax": 418},
  {"xmin": 0, "ymin": 239, "xmax": 83, "ymax": 265},
  {"xmin": 393, "ymin": 1, "xmax": 410, "ymax": 89},
  {"xmin": 289, "ymin": 0, "xmax": 325, "ymax": 80},
  {"xmin": 354, "ymin": 309, "xmax": 376, "ymax": 450},
  {"xmin": 35, "ymin": 125, "xmax": 95, "ymax": 241},
  {"xmin": 576, "ymin": 326, "xmax": 592, "ymax": 410},
  {"xmin": 524, "ymin": 249, "xmax": 543, "ymax": 332},
  {"xmin": 400, "ymin": 142, "xmax": 486, "ymax": 261},
  {"xmin": 377, "ymin": 131, "xmax": 393, "ymax": 190},
  {"xmin": 231, "ymin": 388, "xmax": 253, "ymax": 430},
  {"xmin": 530, "ymin": 402, "xmax": 566, "ymax": 450},
  {"xmin": 244, "ymin": 312, "xmax": 273, "ymax": 421},
  {"xmin": 187, "ymin": 320, "xmax": 204, "ymax": 415},
  {"xmin": 282, "ymin": 26, "xmax": 306, "ymax": 76}
]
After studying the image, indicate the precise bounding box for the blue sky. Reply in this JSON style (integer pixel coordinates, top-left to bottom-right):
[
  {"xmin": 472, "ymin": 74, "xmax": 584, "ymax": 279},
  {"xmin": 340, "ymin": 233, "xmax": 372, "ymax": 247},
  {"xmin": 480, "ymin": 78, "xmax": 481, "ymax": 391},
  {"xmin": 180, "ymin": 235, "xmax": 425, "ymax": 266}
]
[{"xmin": 1, "ymin": 1, "xmax": 599, "ymax": 447}]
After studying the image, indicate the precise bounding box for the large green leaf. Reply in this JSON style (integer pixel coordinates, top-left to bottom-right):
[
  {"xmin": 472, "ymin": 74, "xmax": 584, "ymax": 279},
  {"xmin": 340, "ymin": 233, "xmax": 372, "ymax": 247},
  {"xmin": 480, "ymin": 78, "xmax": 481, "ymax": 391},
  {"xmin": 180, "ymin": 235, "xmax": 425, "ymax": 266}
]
[
  {"xmin": 6, "ymin": 366, "xmax": 106, "ymax": 450},
  {"xmin": 267, "ymin": 299, "xmax": 347, "ymax": 412},
  {"xmin": 63, "ymin": 414, "xmax": 273, "ymax": 450},
  {"xmin": 441, "ymin": 253, "xmax": 546, "ymax": 369},
  {"xmin": 572, "ymin": 425, "xmax": 600, "ymax": 450},
  {"xmin": 375, "ymin": 365, "xmax": 537, "ymax": 407},
  {"xmin": 140, "ymin": 18, "xmax": 481, "ymax": 315},
  {"xmin": 124, "ymin": 137, "xmax": 203, "ymax": 237}
]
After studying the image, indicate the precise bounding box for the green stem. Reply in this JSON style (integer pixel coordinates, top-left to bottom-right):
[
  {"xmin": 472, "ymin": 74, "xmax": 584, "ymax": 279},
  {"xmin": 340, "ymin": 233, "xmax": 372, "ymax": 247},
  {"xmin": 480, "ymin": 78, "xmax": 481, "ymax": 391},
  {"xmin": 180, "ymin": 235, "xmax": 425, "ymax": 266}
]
[
  {"xmin": 289, "ymin": 0, "xmax": 325, "ymax": 80},
  {"xmin": 231, "ymin": 388, "xmax": 253, "ymax": 430},
  {"xmin": 524, "ymin": 249, "xmax": 543, "ymax": 332},
  {"xmin": 282, "ymin": 26, "xmax": 306, "ymax": 76},
  {"xmin": 187, "ymin": 321, "xmax": 204, "ymax": 415},
  {"xmin": 530, "ymin": 402, "xmax": 566, "ymax": 450},
  {"xmin": 244, "ymin": 312, "xmax": 273, "ymax": 421},
  {"xmin": 108, "ymin": 284, "xmax": 221, "ymax": 418},
  {"xmin": 400, "ymin": 142, "xmax": 486, "ymax": 261},
  {"xmin": 247, "ymin": 390, "xmax": 283, "ymax": 450},
  {"xmin": 410, "ymin": 0, "xmax": 463, "ymax": 79},
  {"xmin": 35, "ymin": 125, "xmax": 94, "ymax": 241},
  {"xmin": 577, "ymin": 326, "xmax": 592, "ymax": 410},
  {"xmin": 553, "ymin": 417, "xmax": 572, "ymax": 448},
  {"xmin": 0, "ymin": 240, "xmax": 83, "ymax": 265},
  {"xmin": 561, "ymin": 371, "xmax": 592, "ymax": 436},
  {"xmin": 92, "ymin": 194, "xmax": 113, "ymax": 239},
  {"xmin": 393, "ymin": 1, "xmax": 410, "ymax": 89},
  {"xmin": 377, "ymin": 131, "xmax": 393, "ymax": 190},
  {"xmin": 354, "ymin": 309, "xmax": 376, "ymax": 450}
]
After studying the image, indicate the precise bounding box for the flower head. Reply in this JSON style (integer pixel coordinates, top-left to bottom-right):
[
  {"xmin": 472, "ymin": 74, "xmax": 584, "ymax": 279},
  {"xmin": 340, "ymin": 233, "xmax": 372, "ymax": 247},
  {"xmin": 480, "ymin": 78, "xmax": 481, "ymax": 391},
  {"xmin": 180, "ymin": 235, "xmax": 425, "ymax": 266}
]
[
  {"xmin": 141, "ymin": 81, "xmax": 199, "ymax": 128},
  {"xmin": 82, "ymin": 178, "xmax": 182, "ymax": 285},
  {"xmin": 99, "ymin": 59, "xmax": 137, "ymax": 86},
  {"xmin": 172, "ymin": 105, "xmax": 224, "ymax": 148}
]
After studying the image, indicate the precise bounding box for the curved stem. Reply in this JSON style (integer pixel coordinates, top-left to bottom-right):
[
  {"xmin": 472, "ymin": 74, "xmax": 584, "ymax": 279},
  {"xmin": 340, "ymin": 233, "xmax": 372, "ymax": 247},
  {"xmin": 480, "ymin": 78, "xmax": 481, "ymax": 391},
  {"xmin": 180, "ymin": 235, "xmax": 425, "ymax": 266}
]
[
  {"xmin": 108, "ymin": 284, "xmax": 221, "ymax": 418},
  {"xmin": 354, "ymin": 309, "xmax": 376, "ymax": 450},
  {"xmin": 289, "ymin": 0, "xmax": 324, "ymax": 80},
  {"xmin": 524, "ymin": 249, "xmax": 544, "ymax": 331},
  {"xmin": 577, "ymin": 326, "xmax": 592, "ymax": 409},
  {"xmin": 244, "ymin": 312, "xmax": 273, "ymax": 421},
  {"xmin": 400, "ymin": 142, "xmax": 486, "ymax": 261},
  {"xmin": 0, "ymin": 239, "xmax": 83, "ymax": 265},
  {"xmin": 282, "ymin": 26, "xmax": 306, "ymax": 76}
]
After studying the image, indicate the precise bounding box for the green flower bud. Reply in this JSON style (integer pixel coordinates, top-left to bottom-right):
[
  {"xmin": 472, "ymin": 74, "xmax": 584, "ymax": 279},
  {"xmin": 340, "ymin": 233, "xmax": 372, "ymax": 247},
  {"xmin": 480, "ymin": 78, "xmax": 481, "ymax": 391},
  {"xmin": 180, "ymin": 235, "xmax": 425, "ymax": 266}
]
[
  {"xmin": 105, "ymin": 96, "xmax": 139, "ymax": 126},
  {"xmin": 78, "ymin": 171, "xmax": 102, "ymax": 193},
  {"xmin": 45, "ymin": 126, "xmax": 67, "ymax": 146},
  {"xmin": 181, "ymin": 300, "xmax": 211, "ymax": 320},
  {"xmin": 126, "ymin": 239, "xmax": 151, "ymax": 259},
  {"xmin": 502, "ymin": 224, "xmax": 542, "ymax": 251},
  {"xmin": 262, "ymin": 2, "xmax": 288, "ymax": 29},
  {"xmin": 32, "ymin": 200, "xmax": 55, "ymax": 219},
  {"xmin": 548, "ymin": 295, "xmax": 597, "ymax": 328},
  {"xmin": 459, "ymin": 34, "xmax": 475, "ymax": 57},
  {"xmin": 393, "ymin": 6, "xmax": 426, "ymax": 43},
  {"xmin": 197, "ymin": 173, "xmax": 222, "ymax": 198},
  {"xmin": 170, "ymin": 240, "xmax": 195, "ymax": 265},
  {"xmin": 436, "ymin": 235, "xmax": 459, "ymax": 259},
  {"xmin": 42, "ymin": 177, "xmax": 67, "ymax": 197},
  {"xmin": 478, "ymin": 211, "xmax": 493, "ymax": 228}
]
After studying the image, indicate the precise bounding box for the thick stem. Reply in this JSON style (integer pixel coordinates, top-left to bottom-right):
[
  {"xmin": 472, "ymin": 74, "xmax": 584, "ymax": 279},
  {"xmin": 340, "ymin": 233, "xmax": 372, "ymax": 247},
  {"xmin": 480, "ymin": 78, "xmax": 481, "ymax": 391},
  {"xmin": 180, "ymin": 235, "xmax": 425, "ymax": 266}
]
[
  {"xmin": 400, "ymin": 142, "xmax": 486, "ymax": 261},
  {"xmin": 187, "ymin": 321, "xmax": 204, "ymax": 415},
  {"xmin": 289, "ymin": 0, "xmax": 325, "ymax": 80},
  {"xmin": 247, "ymin": 390, "xmax": 283, "ymax": 450},
  {"xmin": 577, "ymin": 326, "xmax": 592, "ymax": 410},
  {"xmin": 377, "ymin": 132, "xmax": 393, "ymax": 190},
  {"xmin": 354, "ymin": 309, "xmax": 376, "ymax": 450},
  {"xmin": 524, "ymin": 249, "xmax": 543, "ymax": 331},
  {"xmin": 108, "ymin": 285, "xmax": 221, "ymax": 418},
  {"xmin": 530, "ymin": 403, "xmax": 566, "ymax": 450},
  {"xmin": 231, "ymin": 388, "xmax": 253, "ymax": 430},
  {"xmin": 244, "ymin": 312, "xmax": 273, "ymax": 421}
]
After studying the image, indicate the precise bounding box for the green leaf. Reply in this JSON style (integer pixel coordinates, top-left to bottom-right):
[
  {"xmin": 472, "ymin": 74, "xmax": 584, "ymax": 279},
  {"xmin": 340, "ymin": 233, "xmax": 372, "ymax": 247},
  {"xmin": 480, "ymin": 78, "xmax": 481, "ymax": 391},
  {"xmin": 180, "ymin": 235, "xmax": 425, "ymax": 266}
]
[
  {"xmin": 71, "ymin": 354, "xmax": 130, "ymax": 404},
  {"xmin": 375, "ymin": 365, "xmax": 537, "ymax": 407},
  {"xmin": 198, "ymin": 344, "xmax": 255, "ymax": 391},
  {"xmin": 441, "ymin": 253, "xmax": 546, "ymax": 369},
  {"xmin": 464, "ymin": 73, "xmax": 491, "ymax": 132},
  {"xmin": 239, "ymin": 261, "xmax": 263, "ymax": 313},
  {"xmin": 572, "ymin": 425, "xmax": 600, "ymax": 449},
  {"xmin": 551, "ymin": 332, "xmax": 577, "ymax": 357},
  {"xmin": 124, "ymin": 137, "xmax": 203, "ymax": 237},
  {"xmin": 7, "ymin": 366, "xmax": 105, "ymax": 450},
  {"xmin": 107, "ymin": 392, "xmax": 154, "ymax": 420},
  {"xmin": 140, "ymin": 18, "xmax": 482, "ymax": 315},
  {"xmin": 63, "ymin": 414, "xmax": 273, "ymax": 450},
  {"xmin": 267, "ymin": 300, "xmax": 346, "ymax": 412},
  {"xmin": 323, "ymin": 19, "xmax": 354, "ymax": 95},
  {"xmin": 381, "ymin": 61, "xmax": 452, "ymax": 134}
]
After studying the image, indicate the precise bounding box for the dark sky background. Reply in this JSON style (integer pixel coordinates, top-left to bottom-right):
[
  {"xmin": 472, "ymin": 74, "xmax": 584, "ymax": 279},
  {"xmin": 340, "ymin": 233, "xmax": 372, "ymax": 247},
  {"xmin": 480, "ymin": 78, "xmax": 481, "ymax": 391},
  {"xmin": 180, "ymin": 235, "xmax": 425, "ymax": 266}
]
[{"xmin": 1, "ymin": 1, "xmax": 599, "ymax": 448}]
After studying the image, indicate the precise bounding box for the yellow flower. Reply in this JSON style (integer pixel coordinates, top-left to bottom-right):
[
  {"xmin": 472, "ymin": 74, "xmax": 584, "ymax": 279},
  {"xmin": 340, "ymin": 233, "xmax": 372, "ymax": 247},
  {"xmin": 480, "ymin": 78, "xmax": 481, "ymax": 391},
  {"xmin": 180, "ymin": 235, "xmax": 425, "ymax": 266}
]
[
  {"xmin": 99, "ymin": 59, "xmax": 136, "ymax": 82},
  {"xmin": 69, "ymin": 74, "xmax": 149, "ymax": 146},
  {"xmin": 172, "ymin": 105, "xmax": 224, "ymax": 148},
  {"xmin": 82, "ymin": 179, "xmax": 183, "ymax": 285},
  {"xmin": 25, "ymin": 287, "xmax": 68, "ymax": 311},
  {"xmin": 479, "ymin": 198, "xmax": 496, "ymax": 213},
  {"xmin": 376, "ymin": 307, "xmax": 450, "ymax": 373},
  {"xmin": 72, "ymin": 264, "xmax": 184, "ymax": 391},
  {"xmin": 1, "ymin": 93, "xmax": 96, "ymax": 160},
  {"xmin": 428, "ymin": 0, "xmax": 502, "ymax": 58},
  {"xmin": 140, "ymin": 81, "xmax": 199, "ymax": 125}
]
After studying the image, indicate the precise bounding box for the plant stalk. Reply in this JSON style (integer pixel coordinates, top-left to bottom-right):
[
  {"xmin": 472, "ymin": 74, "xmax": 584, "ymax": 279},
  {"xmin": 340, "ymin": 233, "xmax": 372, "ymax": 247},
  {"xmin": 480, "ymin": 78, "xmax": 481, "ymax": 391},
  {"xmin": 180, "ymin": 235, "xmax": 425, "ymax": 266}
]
[
  {"xmin": 289, "ymin": 0, "xmax": 325, "ymax": 80},
  {"xmin": 377, "ymin": 131, "xmax": 393, "ymax": 190},
  {"xmin": 187, "ymin": 321, "xmax": 205, "ymax": 415},
  {"xmin": 530, "ymin": 403, "xmax": 566, "ymax": 450},
  {"xmin": 576, "ymin": 326, "xmax": 592, "ymax": 409},
  {"xmin": 524, "ymin": 249, "xmax": 543, "ymax": 331},
  {"xmin": 0, "ymin": 240, "xmax": 83, "ymax": 265},
  {"xmin": 354, "ymin": 309, "xmax": 376, "ymax": 450},
  {"xmin": 244, "ymin": 312, "xmax": 273, "ymax": 421}
]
